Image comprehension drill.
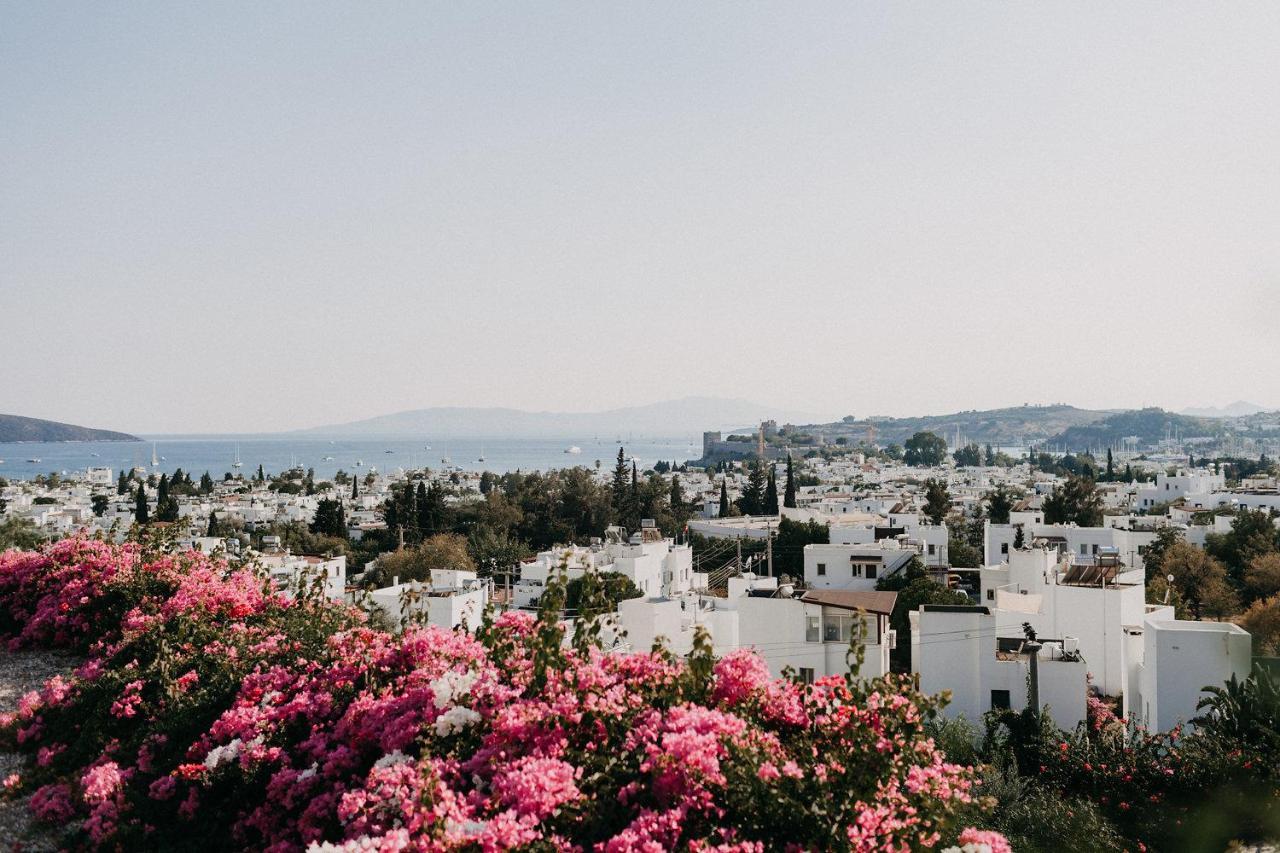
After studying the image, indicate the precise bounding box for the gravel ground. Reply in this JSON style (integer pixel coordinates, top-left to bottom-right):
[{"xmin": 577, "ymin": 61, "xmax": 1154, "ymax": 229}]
[{"xmin": 0, "ymin": 649, "xmax": 78, "ymax": 852}]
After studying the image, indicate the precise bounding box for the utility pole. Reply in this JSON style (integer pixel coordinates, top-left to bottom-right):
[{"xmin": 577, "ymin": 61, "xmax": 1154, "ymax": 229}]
[
  {"xmin": 766, "ymin": 520, "xmax": 773, "ymax": 577},
  {"xmin": 1026, "ymin": 638, "xmax": 1043, "ymax": 711},
  {"xmin": 736, "ymin": 536, "xmax": 742, "ymax": 574}
]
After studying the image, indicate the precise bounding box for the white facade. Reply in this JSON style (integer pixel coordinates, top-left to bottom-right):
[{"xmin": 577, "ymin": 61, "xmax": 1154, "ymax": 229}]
[
  {"xmin": 370, "ymin": 569, "xmax": 490, "ymax": 631},
  {"xmin": 910, "ymin": 603, "xmax": 1088, "ymax": 729},
  {"xmin": 257, "ymin": 553, "xmax": 347, "ymax": 600},
  {"xmin": 616, "ymin": 574, "xmax": 895, "ymax": 682},
  {"xmin": 514, "ymin": 526, "xmax": 693, "ymax": 609},
  {"xmin": 802, "ymin": 542, "xmax": 917, "ymax": 590},
  {"xmin": 1123, "ymin": 614, "xmax": 1252, "ymax": 732},
  {"xmin": 977, "ymin": 546, "xmax": 1144, "ymax": 695}
]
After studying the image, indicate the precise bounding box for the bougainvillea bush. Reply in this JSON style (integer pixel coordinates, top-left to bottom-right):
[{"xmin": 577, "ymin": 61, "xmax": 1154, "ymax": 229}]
[{"xmin": 0, "ymin": 537, "xmax": 1007, "ymax": 851}]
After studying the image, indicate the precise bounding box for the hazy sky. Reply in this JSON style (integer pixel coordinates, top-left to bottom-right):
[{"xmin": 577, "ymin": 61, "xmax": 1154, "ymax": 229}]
[{"xmin": 3, "ymin": 3, "xmax": 1280, "ymax": 434}]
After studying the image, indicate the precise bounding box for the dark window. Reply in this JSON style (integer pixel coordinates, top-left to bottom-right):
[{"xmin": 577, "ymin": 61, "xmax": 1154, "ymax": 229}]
[
  {"xmin": 1000, "ymin": 543, "xmax": 1009, "ymax": 554},
  {"xmin": 798, "ymin": 667, "xmax": 815, "ymax": 685},
  {"xmin": 986, "ymin": 589, "xmax": 995, "ymax": 601},
  {"xmin": 991, "ymin": 689, "xmax": 1011, "ymax": 710},
  {"xmin": 865, "ymin": 564, "xmax": 877, "ymax": 579},
  {"xmin": 817, "ymin": 562, "xmax": 826, "ymax": 576}
]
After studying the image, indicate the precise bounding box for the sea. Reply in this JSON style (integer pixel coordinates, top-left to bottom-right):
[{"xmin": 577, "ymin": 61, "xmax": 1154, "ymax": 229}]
[{"xmin": 0, "ymin": 436, "xmax": 702, "ymax": 482}]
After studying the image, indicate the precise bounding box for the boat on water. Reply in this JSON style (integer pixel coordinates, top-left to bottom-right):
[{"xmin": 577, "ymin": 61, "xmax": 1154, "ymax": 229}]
[
  {"xmin": 564, "ymin": 446, "xmax": 582, "ymax": 454},
  {"xmin": 232, "ymin": 444, "xmax": 243, "ymax": 469},
  {"xmin": 355, "ymin": 460, "xmax": 364, "ymax": 467},
  {"xmin": 151, "ymin": 443, "xmax": 159, "ymax": 467},
  {"xmin": 322, "ymin": 455, "xmax": 334, "ymax": 461},
  {"xmin": 27, "ymin": 458, "xmax": 41, "ymax": 463},
  {"xmin": 441, "ymin": 457, "xmax": 451, "ymax": 465},
  {"xmin": 384, "ymin": 450, "xmax": 395, "ymax": 454}
]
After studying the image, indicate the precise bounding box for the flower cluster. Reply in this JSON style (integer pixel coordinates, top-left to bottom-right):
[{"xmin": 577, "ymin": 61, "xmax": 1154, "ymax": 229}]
[{"xmin": 0, "ymin": 537, "xmax": 1005, "ymax": 850}]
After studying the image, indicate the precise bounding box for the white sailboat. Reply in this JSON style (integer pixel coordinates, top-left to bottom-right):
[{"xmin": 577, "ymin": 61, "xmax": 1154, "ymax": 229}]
[
  {"xmin": 477, "ymin": 445, "xmax": 485, "ymax": 463},
  {"xmin": 151, "ymin": 442, "xmax": 159, "ymax": 467},
  {"xmin": 232, "ymin": 444, "xmax": 243, "ymax": 469}
]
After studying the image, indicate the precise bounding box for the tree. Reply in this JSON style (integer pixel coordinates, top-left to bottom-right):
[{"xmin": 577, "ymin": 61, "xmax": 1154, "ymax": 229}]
[
  {"xmin": 739, "ymin": 461, "xmax": 767, "ymax": 516},
  {"xmin": 1143, "ymin": 525, "xmax": 1184, "ymax": 578},
  {"xmin": 351, "ymin": 476, "xmax": 359, "ymax": 500},
  {"xmin": 904, "ymin": 431, "xmax": 948, "ymax": 467},
  {"xmin": 91, "ymin": 494, "xmax": 110, "ymax": 517},
  {"xmin": 878, "ymin": 567, "xmax": 970, "ymax": 671},
  {"xmin": 368, "ymin": 533, "xmax": 476, "ymax": 586},
  {"xmin": 1205, "ymin": 509, "xmax": 1279, "ymax": 586},
  {"xmin": 984, "ymin": 444, "xmax": 996, "ymax": 466},
  {"xmin": 948, "ymin": 537, "xmax": 981, "ymax": 568},
  {"xmin": 200, "ymin": 472, "xmax": 214, "ymax": 494},
  {"xmin": 116, "ymin": 471, "xmax": 129, "ymax": 496},
  {"xmin": 1244, "ymin": 553, "xmax": 1280, "ymax": 602},
  {"xmin": 256, "ymin": 464, "xmax": 265, "ymax": 483},
  {"xmin": 155, "ymin": 473, "xmax": 180, "ymax": 522},
  {"xmin": 771, "ymin": 517, "xmax": 829, "ymax": 577},
  {"xmin": 986, "ymin": 486, "xmax": 1015, "ymax": 525},
  {"xmin": 207, "ymin": 512, "xmax": 219, "ymax": 537},
  {"xmin": 1012, "ymin": 524, "xmax": 1025, "ymax": 550},
  {"xmin": 669, "ymin": 475, "xmax": 684, "ymax": 513},
  {"xmin": 1238, "ymin": 596, "xmax": 1280, "ymax": 656},
  {"xmin": 1105, "ymin": 448, "xmax": 1115, "ymax": 481},
  {"xmin": 610, "ymin": 448, "xmax": 629, "ymax": 524},
  {"xmin": 923, "ymin": 479, "xmax": 950, "ymax": 526},
  {"xmin": 1162, "ymin": 542, "xmax": 1239, "ymax": 619},
  {"xmin": 783, "ymin": 454, "xmax": 797, "ymax": 509},
  {"xmin": 310, "ymin": 498, "xmax": 348, "ymax": 539},
  {"xmin": 718, "ymin": 479, "xmax": 731, "ymax": 519},
  {"xmin": 884, "ymin": 444, "xmax": 904, "ymax": 461},
  {"xmin": 953, "ymin": 443, "xmax": 982, "ymax": 467},
  {"xmin": 565, "ymin": 571, "xmax": 642, "ymax": 612},
  {"xmin": 466, "ymin": 528, "xmax": 527, "ymax": 581},
  {"xmin": 1042, "ymin": 475, "xmax": 1103, "ymax": 527},
  {"xmin": 134, "ymin": 484, "xmax": 149, "ymax": 525},
  {"xmin": 764, "ymin": 467, "xmax": 779, "ymax": 515}
]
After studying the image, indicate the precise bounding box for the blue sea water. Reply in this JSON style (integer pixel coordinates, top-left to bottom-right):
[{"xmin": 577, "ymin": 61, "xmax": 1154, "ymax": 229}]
[{"xmin": 0, "ymin": 436, "xmax": 701, "ymax": 482}]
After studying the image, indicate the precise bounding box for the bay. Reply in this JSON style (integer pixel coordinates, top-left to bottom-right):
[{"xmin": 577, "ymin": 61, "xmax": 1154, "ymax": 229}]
[{"xmin": 0, "ymin": 435, "xmax": 702, "ymax": 482}]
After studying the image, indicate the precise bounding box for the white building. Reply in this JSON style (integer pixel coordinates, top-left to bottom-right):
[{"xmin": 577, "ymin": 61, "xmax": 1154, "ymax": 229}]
[
  {"xmin": 978, "ymin": 546, "xmax": 1144, "ymax": 696},
  {"xmin": 617, "ymin": 573, "xmax": 896, "ymax": 682},
  {"xmin": 910, "ymin": 603, "xmax": 1088, "ymax": 729},
  {"xmin": 513, "ymin": 523, "xmax": 695, "ymax": 609},
  {"xmin": 802, "ymin": 541, "xmax": 918, "ymax": 591},
  {"xmin": 1122, "ymin": 612, "xmax": 1252, "ymax": 732},
  {"xmin": 257, "ymin": 553, "xmax": 346, "ymax": 600},
  {"xmin": 370, "ymin": 569, "xmax": 491, "ymax": 631}
]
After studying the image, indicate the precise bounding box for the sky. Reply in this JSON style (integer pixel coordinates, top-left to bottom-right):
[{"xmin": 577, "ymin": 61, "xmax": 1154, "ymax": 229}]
[{"xmin": 3, "ymin": 2, "xmax": 1280, "ymax": 434}]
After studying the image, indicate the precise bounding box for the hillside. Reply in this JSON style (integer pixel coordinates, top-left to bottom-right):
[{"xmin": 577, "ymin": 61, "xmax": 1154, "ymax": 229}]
[
  {"xmin": 1044, "ymin": 408, "xmax": 1222, "ymax": 450},
  {"xmin": 0, "ymin": 414, "xmax": 139, "ymax": 443},
  {"xmin": 296, "ymin": 397, "xmax": 824, "ymax": 438},
  {"xmin": 798, "ymin": 405, "xmax": 1110, "ymax": 447}
]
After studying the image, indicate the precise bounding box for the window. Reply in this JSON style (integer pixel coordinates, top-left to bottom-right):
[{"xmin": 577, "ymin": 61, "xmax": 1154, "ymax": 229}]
[
  {"xmin": 1000, "ymin": 543, "xmax": 1009, "ymax": 554},
  {"xmin": 798, "ymin": 667, "xmax": 815, "ymax": 685},
  {"xmin": 1080, "ymin": 544, "xmax": 1088, "ymax": 555},
  {"xmin": 806, "ymin": 616, "xmax": 820, "ymax": 643},
  {"xmin": 986, "ymin": 589, "xmax": 994, "ymax": 601},
  {"xmin": 865, "ymin": 564, "xmax": 876, "ymax": 579},
  {"xmin": 927, "ymin": 544, "xmax": 936, "ymax": 555},
  {"xmin": 816, "ymin": 562, "xmax": 826, "ymax": 576},
  {"xmin": 991, "ymin": 689, "xmax": 1011, "ymax": 710},
  {"xmin": 823, "ymin": 614, "xmax": 862, "ymax": 642}
]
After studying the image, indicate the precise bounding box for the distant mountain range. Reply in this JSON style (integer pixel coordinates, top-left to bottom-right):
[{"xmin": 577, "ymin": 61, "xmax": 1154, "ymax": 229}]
[
  {"xmin": 0, "ymin": 414, "xmax": 139, "ymax": 443},
  {"xmin": 294, "ymin": 397, "xmax": 826, "ymax": 438},
  {"xmin": 1179, "ymin": 401, "xmax": 1270, "ymax": 419}
]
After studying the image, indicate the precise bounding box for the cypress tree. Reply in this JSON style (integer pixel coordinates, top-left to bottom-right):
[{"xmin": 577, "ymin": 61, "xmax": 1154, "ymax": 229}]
[
  {"xmin": 669, "ymin": 474, "xmax": 683, "ymax": 510},
  {"xmin": 1106, "ymin": 448, "xmax": 1114, "ymax": 480},
  {"xmin": 134, "ymin": 484, "xmax": 149, "ymax": 525},
  {"xmin": 256, "ymin": 464, "xmax": 265, "ymax": 483},
  {"xmin": 610, "ymin": 448, "xmax": 629, "ymax": 521},
  {"xmin": 783, "ymin": 454, "xmax": 797, "ymax": 509},
  {"xmin": 718, "ymin": 479, "xmax": 731, "ymax": 518},
  {"xmin": 352, "ymin": 476, "xmax": 359, "ymax": 499},
  {"xmin": 764, "ymin": 467, "xmax": 779, "ymax": 515},
  {"xmin": 416, "ymin": 481, "xmax": 430, "ymax": 534},
  {"xmin": 207, "ymin": 512, "xmax": 218, "ymax": 537},
  {"xmin": 117, "ymin": 471, "xmax": 129, "ymax": 495},
  {"xmin": 740, "ymin": 460, "xmax": 767, "ymax": 516}
]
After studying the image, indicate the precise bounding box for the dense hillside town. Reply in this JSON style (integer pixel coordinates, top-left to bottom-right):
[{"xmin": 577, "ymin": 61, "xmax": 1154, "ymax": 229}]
[{"xmin": 1, "ymin": 420, "xmax": 1278, "ymax": 848}]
